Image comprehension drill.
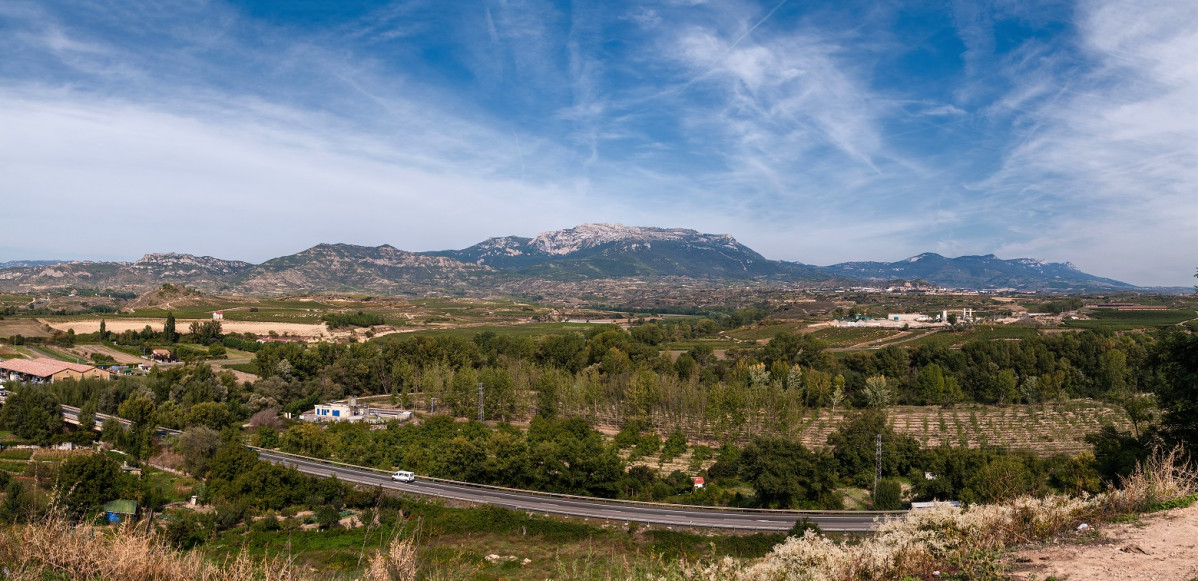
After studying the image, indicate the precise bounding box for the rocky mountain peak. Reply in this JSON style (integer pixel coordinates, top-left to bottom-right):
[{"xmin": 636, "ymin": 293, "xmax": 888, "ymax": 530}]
[
  {"xmin": 528, "ymin": 223, "xmax": 736, "ymax": 255},
  {"xmin": 133, "ymin": 253, "xmax": 252, "ymax": 272}
]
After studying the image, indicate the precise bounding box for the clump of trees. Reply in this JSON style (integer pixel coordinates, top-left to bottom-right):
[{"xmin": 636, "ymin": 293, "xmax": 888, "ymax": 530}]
[
  {"xmin": 106, "ymin": 312, "xmax": 231, "ymax": 357},
  {"xmin": 322, "ymin": 311, "xmax": 385, "ymax": 329},
  {"xmin": 235, "ymin": 323, "xmax": 1169, "ymax": 444},
  {"xmin": 0, "ymin": 388, "xmax": 63, "ymax": 445}
]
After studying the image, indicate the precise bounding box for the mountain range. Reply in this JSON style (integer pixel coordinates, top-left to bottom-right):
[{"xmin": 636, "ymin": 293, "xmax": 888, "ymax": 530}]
[
  {"xmin": 0, "ymin": 224, "xmax": 1147, "ymax": 295},
  {"xmin": 430, "ymin": 224, "xmax": 825, "ymax": 280}
]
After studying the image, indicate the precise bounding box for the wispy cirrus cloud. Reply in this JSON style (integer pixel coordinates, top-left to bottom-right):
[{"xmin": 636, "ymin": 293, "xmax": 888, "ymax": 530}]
[
  {"xmin": 0, "ymin": 0, "xmax": 1193, "ymax": 286},
  {"xmin": 973, "ymin": 0, "xmax": 1198, "ymax": 285}
]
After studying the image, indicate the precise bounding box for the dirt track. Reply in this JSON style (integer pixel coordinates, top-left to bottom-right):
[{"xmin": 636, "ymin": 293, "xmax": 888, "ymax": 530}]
[{"xmin": 1008, "ymin": 503, "xmax": 1198, "ymax": 580}]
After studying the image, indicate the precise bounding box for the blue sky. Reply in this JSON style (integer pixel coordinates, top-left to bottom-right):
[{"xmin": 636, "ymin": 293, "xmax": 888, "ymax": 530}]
[{"xmin": 0, "ymin": 0, "xmax": 1194, "ymax": 286}]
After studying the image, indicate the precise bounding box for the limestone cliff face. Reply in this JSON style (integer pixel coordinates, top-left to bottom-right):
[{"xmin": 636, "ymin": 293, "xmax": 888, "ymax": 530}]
[{"xmin": 429, "ymin": 223, "xmax": 812, "ymax": 280}]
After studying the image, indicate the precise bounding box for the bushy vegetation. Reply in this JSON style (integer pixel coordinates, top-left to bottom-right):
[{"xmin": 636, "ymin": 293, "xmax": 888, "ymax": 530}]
[{"xmin": 322, "ymin": 311, "xmax": 386, "ymax": 329}]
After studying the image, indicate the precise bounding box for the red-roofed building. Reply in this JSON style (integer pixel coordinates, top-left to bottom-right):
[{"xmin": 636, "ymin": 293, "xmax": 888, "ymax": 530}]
[{"xmin": 0, "ymin": 358, "xmax": 111, "ymax": 384}]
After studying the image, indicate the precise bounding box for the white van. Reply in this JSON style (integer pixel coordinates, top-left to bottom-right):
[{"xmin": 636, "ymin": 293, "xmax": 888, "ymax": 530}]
[{"xmin": 391, "ymin": 470, "xmax": 415, "ymax": 483}]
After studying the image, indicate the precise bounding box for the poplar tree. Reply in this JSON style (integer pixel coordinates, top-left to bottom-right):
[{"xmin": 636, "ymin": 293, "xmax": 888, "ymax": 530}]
[{"xmin": 164, "ymin": 312, "xmax": 177, "ymax": 343}]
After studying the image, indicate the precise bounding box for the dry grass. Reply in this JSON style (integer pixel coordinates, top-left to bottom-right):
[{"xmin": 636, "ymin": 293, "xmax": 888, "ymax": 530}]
[
  {"xmin": 0, "ymin": 507, "xmax": 421, "ymax": 581},
  {"xmin": 363, "ymin": 535, "xmax": 419, "ymax": 581},
  {"xmin": 148, "ymin": 449, "xmax": 187, "ymax": 473},
  {"xmin": 0, "ymin": 508, "xmax": 306, "ymax": 580},
  {"xmin": 30, "ymin": 448, "xmax": 94, "ymax": 461},
  {"xmin": 1100, "ymin": 445, "xmax": 1196, "ymax": 514}
]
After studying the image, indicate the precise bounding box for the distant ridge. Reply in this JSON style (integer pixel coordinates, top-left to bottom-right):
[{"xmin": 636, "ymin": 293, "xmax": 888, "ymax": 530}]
[
  {"xmin": 238, "ymin": 243, "xmax": 493, "ymax": 293},
  {"xmin": 827, "ymin": 252, "xmax": 1137, "ymax": 292},
  {"xmin": 0, "ymin": 224, "xmax": 1147, "ymax": 294},
  {"xmin": 0, "ymin": 260, "xmax": 64, "ymax": 269}
]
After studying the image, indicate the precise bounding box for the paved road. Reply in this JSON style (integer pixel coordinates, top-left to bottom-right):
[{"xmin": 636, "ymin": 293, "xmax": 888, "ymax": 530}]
[
  {"xmin": 257, "ymin": 450, "xmax": 891, "ymax": 532},
  {"xmin": 60, "ymin": 405, "xmax": 896, "ymax": 532}
]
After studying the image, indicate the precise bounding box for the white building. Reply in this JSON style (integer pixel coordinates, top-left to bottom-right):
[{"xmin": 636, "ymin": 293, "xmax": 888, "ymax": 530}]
[
  {"xmin": 312, "ymin": 400, "xmax": 364, "ymax": 421},
  {"xmin": 306, "ymin": 397, "xmax": 413, "ymax": 424},
  {"xmin": 887, "ymin": 313, "xmax": 930, "ymax": 323}
]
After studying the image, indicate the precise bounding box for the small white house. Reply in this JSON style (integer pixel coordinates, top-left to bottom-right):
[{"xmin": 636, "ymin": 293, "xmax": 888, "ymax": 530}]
[
  {"xmin": 312, "ymin": 400, "xmax": 366, "ymax": 422},
  {"xmin": 212, "ymin": 311, "xmax": 224, "ymax": 321}
]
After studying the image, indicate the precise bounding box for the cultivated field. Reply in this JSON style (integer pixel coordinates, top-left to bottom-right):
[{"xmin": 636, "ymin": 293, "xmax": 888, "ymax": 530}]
[
  {"xmin": 0, "ymin": 318, "xmax": 53, "ymax": 338},
  {"xmin": 786, "ymin": 401, "xmax": 1130, "ymax": 456},
  {"xmin": 1066, "ymin": 308, "xmax": 1198, "ymax": 330},
  {"xmin": 67, "ymin": 343, "xmax": 147, "ymax": 364},
  {"xmin": 808, "ymin": 326, "xmax": 904, "ymax": 347}
]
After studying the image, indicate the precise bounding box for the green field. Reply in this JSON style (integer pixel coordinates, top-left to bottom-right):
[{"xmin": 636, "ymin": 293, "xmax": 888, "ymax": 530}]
[
  {"xmin": 724, "ymin": 321, "xmax": 803, "ymax": 341},
  {"xmin": 221, "ymin": 308, "xmax": 328, "ymax": 323},
  {"xmin": 25, "ymin": 345, "xmax": 90, "ymax": 364},
  {"xmin": 223, "ymin": 362, "xmax": 259, "ymax": 375},
  {"xmin": 903, "ymin": 325, "xmax": 1043, "ymax": 348},
  {"xmin": 808, "ymin": 327, "xmax": 903, "ymax": 347},
  {"xmin": 1064, "ymin": 308, "xmax": 1197, "ymax": 330},
  {"xmin": 375, "ymin": 322, "xmax": 600, "ymax": 341},
  {"xmin": 0, "ymin": 294, "xmax": 33, "ymax": 307}
]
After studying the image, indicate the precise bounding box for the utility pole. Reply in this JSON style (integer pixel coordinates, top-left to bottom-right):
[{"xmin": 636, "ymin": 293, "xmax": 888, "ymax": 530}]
[
  {"xmin": 873, "ymin": 433, "xmax": 882, "ymax": 501},
  {"xmin": 478, "ymin": 382, "xmax": 484, "ymax": 422}
]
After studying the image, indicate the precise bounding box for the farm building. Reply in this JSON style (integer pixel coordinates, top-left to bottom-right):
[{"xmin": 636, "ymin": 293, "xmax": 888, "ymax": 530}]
[
  {"xmin": 150, "ymin": 349, "xmax": 173, "ymax": 362},
  {"xmin": 103, "ymin": 499, "xmax": 138, "ymax": 523},
  {"xmin": 0, "ymin": 358, "xmax": 112, "ymax": 384}
]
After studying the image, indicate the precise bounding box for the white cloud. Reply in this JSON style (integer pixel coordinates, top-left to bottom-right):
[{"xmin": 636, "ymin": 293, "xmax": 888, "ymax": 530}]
[
  {"xmin": 973, "ymin": 0, "xmax": 1198, "ymax": 286},
  {"xmin": 664, "ymin": 20, "xmax": 889, "ymax": 191},
  {"xmin": 0, "ymin": 89, "xmax": 610, "ymax": 261},
  {"xmin": 922, "ymin": 104, "xmax": 967, "ymax": 117}
]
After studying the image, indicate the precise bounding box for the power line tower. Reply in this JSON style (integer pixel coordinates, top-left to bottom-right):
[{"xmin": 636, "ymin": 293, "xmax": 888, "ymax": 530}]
[
  {"xmin": 477, "ymin": 382, "xmax": 484, "ymax": 422},
  {"xmin": 873, "ymin": 433, "xmax": 882, "ymax": 501}
]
